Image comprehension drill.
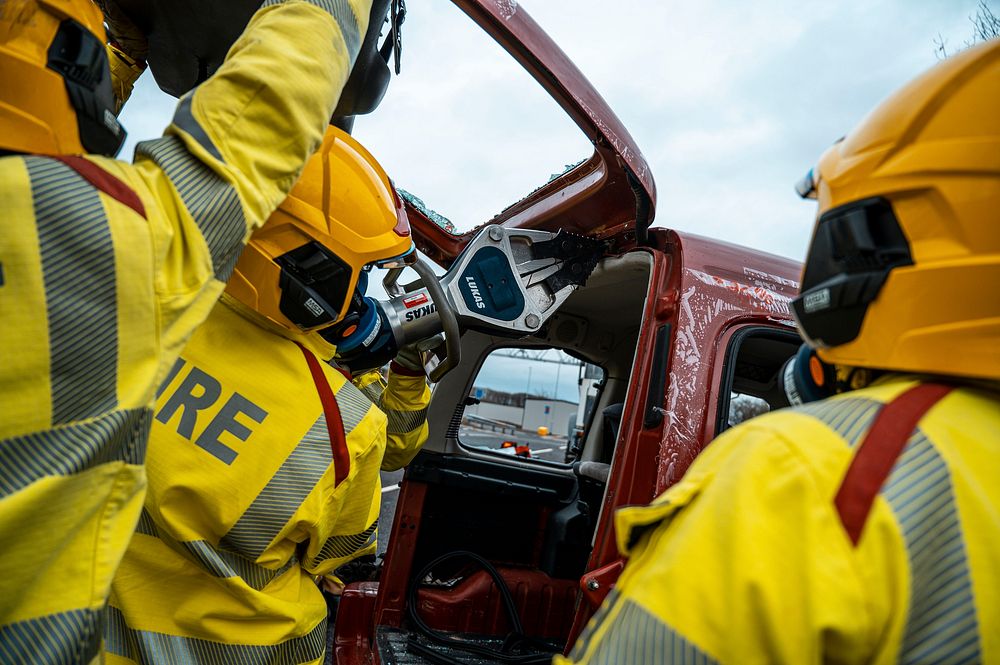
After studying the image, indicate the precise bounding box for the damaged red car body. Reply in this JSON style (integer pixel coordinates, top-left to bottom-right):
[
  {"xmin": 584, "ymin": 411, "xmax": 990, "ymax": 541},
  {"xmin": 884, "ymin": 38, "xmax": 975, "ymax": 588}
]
[
  {"xmin": 331, "ymin": 1, "xmax": 801, "ymax": 663},
  {"xmin": 124, "ymin": 0, "xmax": 803, "ymax": 661}
]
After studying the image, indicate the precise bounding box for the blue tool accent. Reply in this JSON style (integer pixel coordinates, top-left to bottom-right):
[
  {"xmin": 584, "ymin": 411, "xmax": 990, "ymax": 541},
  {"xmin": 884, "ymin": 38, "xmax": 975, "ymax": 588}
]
[
  {"xmin": 785, "ymin": 344, "xmax": 834, "ymax": 404},
  {"xmin": 333, "ymin": 271, "xmax": 377, "ymax": 354},
  {"xmin": 458, "ymin": 247, "xmax": 524, "ymax": 322}
]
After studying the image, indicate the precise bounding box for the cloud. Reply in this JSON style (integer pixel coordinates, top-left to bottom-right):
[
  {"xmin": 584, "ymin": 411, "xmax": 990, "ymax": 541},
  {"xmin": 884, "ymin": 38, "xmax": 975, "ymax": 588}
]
[
  {"xmin": 118, "ymin": 0, "xmax": 978, "ymax": 263},
  {"xmin": 476, "ymin": 353, "xmax": 583, "ymax": 403}
]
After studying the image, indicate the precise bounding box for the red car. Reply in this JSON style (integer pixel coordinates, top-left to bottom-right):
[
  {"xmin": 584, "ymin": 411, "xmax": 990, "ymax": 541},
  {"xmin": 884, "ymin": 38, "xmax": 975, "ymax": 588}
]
[
  {"xmin": 332, "ymin": 1, "xmax": 802, "ymax": 662},
  {"xmin": 124, "ymin": 0, "xmax": 804, "ymax": 661}
]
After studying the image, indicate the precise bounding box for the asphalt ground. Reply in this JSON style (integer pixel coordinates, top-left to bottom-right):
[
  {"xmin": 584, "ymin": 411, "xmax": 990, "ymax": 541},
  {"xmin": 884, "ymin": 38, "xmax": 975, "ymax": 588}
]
[{"xmin": 377, "ymin": 426, "xmax": 569, "ymax": 556}]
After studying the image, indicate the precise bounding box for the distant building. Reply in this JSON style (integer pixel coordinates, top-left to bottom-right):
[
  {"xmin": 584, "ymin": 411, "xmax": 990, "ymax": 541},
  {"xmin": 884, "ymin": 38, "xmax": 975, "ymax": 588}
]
[
  {"xmin": 522, "ymin": 398, "xmax": 577, "ymax": 433},
  {"xmin": 466, "ymin": 387, "xmax": 577, "ymax": 435}
]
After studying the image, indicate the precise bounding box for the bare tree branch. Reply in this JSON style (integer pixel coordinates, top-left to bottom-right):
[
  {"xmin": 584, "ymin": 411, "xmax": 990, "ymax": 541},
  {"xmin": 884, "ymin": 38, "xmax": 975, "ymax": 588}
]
[
  {"xmin": 972, "ymin": 0, "xmax": 1000, "ymax": 41},
  {"xmin": 937, "ymin": 0, "xmax": 999, "ymax": 58},
  {"xmin": 934, "ymin": 32, "xmax": 950, "ymax": 60}
]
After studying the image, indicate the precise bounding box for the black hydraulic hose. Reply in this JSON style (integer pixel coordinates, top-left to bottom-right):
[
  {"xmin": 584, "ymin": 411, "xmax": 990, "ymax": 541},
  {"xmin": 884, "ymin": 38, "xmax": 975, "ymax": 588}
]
[{"xmin": 405, "ymin": 551, "xmax": 556, "ymax": 664}]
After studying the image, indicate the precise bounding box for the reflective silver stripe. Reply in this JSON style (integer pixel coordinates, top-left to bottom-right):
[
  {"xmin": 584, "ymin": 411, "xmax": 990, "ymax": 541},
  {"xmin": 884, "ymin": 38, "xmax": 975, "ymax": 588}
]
[
  {"xmin": 105, "ymin": 605, "xmax": 326, "ymax": 664},
  {"xmin": 802, "ymin": 396, "xmax": 982, "ymax": 660},
  {"xmin": 0, "ymin": 408, "xmax": 151, "ymax": 498},
  {"xmin": 135, "ymin": 136, "xmax": 246, "ymax": 280},
  {"xmin": 0, "ymin": 607, "xmax": 103, "ymax": 665},
  {"xmin": 336, "ymin": 381, "xmax": 374, "ymax": 433},
  {"xmin": 172, "ymin": 94, "xmax": 225, "ymax": 163},
  {"xmin": 134, "ymin": 509, "xmax": 295, "ymax": 591},
  {"xmin": 306, "ymin": 519, "xmax": 377, "ymax": 569},
  {"xmin": 219, "ymin": 382, "xmax": 373, "ymax": 559},
  {"xmin": 355, "ymin": 378, "xmax": 424, "ymax": 434},
  {"xmin": 568, "ymin": 588, "xmax": 619, "ymax": 661},
  {"xmin": 385, "ymin": 406, "xmax": 427, "ymax": 435},
  {"xmin": 357, "ymin": 380, "xmax": 384, "ymax": 405},
  {"xmin": 218, "ymin": 417, "xmax": 331, "ymax": 558},
  {"xmin": 882, "ymin": 431, "xmax": 981, "ymax": 663},
  {"xmin": 26, "ymin": 157, "xmax": 118, "ymax": 424},
  {"xmin": 795, "ymin": 397, "xmax": 882, "ymax": 447},
  {"xmin": 259, "ymin": 0, "xmax": 361, "ymax": 62},
  {"xmin": 182, "ymin": 541, "xmax": 298, "ymax": 591},
  {"xmin": 135, "ymin": 508, "xmax": 158, "ymax": 537},
  {"xmin": 582, "ymin": 595, "xmax": 718, "ymax": 665}
]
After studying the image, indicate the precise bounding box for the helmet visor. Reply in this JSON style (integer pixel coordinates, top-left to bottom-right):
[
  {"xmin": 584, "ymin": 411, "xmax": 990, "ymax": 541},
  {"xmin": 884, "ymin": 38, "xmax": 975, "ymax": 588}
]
[{"xmin": 374, "ymin": 245, "xmax": 416, "ymax": 270}]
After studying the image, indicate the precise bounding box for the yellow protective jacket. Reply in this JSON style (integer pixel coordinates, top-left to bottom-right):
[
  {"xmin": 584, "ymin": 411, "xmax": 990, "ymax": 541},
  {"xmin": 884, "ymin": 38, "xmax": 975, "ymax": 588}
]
[
  {"xmin": 353, "ymin": 364, "xmax": 432, "ymax": 472},
  {"xmin": 561, "ymin": 375, "xmax": 1000, "ymax": 665},
  {"xmin": 0, "ymin": 1, "xmax": 370, "ymax": 662},
  {"xmin": 106, "ymin": 296, "xmax": 429, "ymax": 664}
]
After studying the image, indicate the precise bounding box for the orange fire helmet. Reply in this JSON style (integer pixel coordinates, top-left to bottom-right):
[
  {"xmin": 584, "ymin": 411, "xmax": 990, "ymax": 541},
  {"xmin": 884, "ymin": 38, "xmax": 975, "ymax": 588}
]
[
  {"xmin": 225, "ymin": 125, "xmax": 414, "ymax": 334},
  {"xmin": 792, "ymin": 40, "xmax": 1000, "ymax": 381},
  {"xmin": 0, "ymin": 0, "xmax": 125, "ymax": 155}
]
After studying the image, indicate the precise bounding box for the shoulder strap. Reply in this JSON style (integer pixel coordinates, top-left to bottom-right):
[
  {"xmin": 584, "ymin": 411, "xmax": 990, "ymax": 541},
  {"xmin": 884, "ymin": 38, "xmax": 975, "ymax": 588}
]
[
  {"xmin": 834, "ymin": 383, "xmax": 953, "ymax": 545},
  {"xmin": 50, "ymin": 155, "xmax": 146, "ymax": 219},
  {"xmin": 297, "ymin": 342, "xmax": 351, "ymax": 487}
]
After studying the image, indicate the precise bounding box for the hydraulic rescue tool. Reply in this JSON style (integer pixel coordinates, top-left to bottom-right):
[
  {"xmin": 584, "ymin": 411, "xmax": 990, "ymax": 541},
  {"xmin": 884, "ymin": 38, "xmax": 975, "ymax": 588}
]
[{"xmin": 326, "ymin": 225, "xmax": 606, "ymax": 380}]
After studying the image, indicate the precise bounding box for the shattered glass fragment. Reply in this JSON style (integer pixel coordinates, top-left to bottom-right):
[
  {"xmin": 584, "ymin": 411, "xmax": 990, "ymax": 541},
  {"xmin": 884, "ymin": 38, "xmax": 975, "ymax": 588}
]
[{"xmin": 398, "ymin": 188, "xmax": 457, "ymax": 233}]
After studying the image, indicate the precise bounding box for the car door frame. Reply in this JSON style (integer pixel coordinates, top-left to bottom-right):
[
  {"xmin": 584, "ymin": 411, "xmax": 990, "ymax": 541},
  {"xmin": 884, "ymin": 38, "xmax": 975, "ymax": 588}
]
[{"xmin": 408, "ymin": 0, "xmax": 657, "ymax": 268}]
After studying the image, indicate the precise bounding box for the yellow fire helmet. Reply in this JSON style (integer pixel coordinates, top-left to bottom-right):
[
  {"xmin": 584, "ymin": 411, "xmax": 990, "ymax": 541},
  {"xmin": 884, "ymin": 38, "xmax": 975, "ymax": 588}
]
[
  {"xmin": 792, "ymin": 39, "xmax": 1000, "ymax": 381},
  {"xmin": 0, "ymin": 0, "xmax": 125, "ymax": 155},
  {"xmin": 226, "ymin": 124, "xmax": 415, "ymax": 337}
]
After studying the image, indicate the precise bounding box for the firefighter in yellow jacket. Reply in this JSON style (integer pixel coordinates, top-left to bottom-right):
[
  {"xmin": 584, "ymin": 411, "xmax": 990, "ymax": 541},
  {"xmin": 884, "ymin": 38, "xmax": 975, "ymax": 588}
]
[
  {"xmin": 106, "ymin": 126, "xmax": 430, "ymax": 664},
  {"xmin": 562, "ymin": 40, "xmax": 1000, "ymax": 665},
  {"xmin": 0, "ymin": 0, "xmax": 371, "ymax": 661}
]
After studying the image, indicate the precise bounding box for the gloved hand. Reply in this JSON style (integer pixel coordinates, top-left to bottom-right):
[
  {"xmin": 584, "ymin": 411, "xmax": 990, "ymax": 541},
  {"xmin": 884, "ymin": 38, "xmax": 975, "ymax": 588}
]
[
  {"xmin": 393, "ymin": 343, "xmax": 424, "ymax": 374},
  {"xmin": 94, "ymin": 0, "xmax": 149, "ymax": 65},
  {"xmin": 393, "ymin": 335, "xmax": 445, "ymax": 375}
]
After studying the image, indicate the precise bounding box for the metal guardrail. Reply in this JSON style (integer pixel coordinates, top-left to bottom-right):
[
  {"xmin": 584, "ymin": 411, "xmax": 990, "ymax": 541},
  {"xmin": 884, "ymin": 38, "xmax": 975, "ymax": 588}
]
[{"xmin": 463, "ymin": 414, "xmax": 517, "ymax": 435}]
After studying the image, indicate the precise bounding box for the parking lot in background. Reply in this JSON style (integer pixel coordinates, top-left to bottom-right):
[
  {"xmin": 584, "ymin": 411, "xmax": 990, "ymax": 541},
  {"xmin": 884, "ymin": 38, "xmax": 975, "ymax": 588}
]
[{"xmin": 459, "ymin": 428, "xmax": 569, "ymax": 463}]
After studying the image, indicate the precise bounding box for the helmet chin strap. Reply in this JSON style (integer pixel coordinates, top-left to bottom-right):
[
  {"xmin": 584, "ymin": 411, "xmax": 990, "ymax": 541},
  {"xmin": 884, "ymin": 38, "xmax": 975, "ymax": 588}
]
[{"xmin": 386, "ymin": 0, "xmax": 406, "ymax": 74}]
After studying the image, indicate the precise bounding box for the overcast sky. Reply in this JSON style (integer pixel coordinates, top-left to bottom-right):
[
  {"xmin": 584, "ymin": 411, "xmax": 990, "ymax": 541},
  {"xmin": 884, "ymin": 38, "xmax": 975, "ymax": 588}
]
[
  {"xmin": 120, "ymin": 0, "xmax": 978, "ymax": 261},
  {"xmin": 118, "ymin": 1, "xmax": 980, "ymax": 405}
]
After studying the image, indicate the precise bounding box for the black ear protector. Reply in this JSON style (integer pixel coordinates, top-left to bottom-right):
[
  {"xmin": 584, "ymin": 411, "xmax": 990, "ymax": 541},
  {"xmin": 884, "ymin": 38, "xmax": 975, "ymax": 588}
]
[
  {"xmin": 275, "ymin": 242, "xmax": 354, "ymax": 330},
  {"xmin": 47, "ymin": 19, "xmax": 127, "ymax": 156},
  {"xmin": 778, "ymin": 344, "xmax": 837, "ymax": 406},
  {"xmin": 791, "ymin": 197, "xmax": 913, "ymax": 349}
]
